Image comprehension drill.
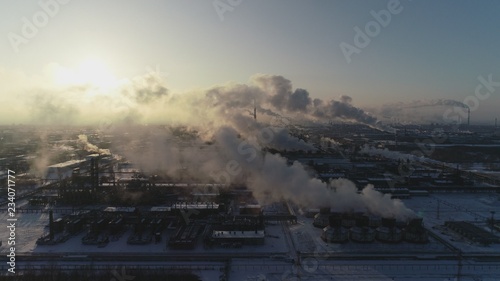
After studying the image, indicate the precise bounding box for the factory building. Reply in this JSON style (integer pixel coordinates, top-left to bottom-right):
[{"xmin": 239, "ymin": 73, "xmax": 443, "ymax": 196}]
[
  {"xmin": 239, "ymin": 204, "xmax": 262, "ymax": 215},
  {"xmin": 170, "ymin": 201, "xmax": 220, "ymax": 218},
  {"xmin": 171, "ymin": 201, "xmax": 220, "ymax": 211},
  {"xmin": 211, "ymin": 230, "xmax": 265, "ymax": 246},
  {"xmin": 404, "ymin": 218, "xmax": 429, "ymax": 243},
  {"xmin": 445, "ymin": 221, "xmax": 500, "ymax": 245},
  {"xmin": 45, "ymin": 154, "xmax": 102, "ymax": 182},
  {"xmin": 46, "ymin": 159, "xmax": 88, "ymax": 181},
  {"xmin": 168, "ymin": 224, "xmax": 204, "ymax": 249}
]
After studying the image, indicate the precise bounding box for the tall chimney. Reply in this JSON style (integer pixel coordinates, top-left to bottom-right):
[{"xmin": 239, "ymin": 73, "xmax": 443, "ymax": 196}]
[
  {"xmin": 253, "ymin": 98, "xmax": 257, "ymax": 120},
  {"xmin": 49, "ymin": 210, "xmax": 54, "ymax": 240},
  {"xmin": 394, "ymin": 131, "xmax": 398, "ymax": 148},
  {"xmin": 90, "ymin": 157, "xmax": 99, "ymax": 192},
  {"xmin": 496, "ymin": 118, "xmax": 498, "ymax": 128},
  {"xmin": 467, "ymin": 108, "xmax": 470, "ymax": 126}
]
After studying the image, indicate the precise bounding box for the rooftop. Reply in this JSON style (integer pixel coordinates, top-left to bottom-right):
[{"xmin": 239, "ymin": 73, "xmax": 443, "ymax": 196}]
[{"xmin": 212, "ymin": 230, "xmax": 265, "ymax": 239}]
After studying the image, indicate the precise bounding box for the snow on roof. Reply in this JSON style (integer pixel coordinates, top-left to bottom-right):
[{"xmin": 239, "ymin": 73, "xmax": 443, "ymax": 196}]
[
  {"xmin": 48, "ymin": 159, "xmax": 86, "ymax": 168},
  {"xmin": 240, "ymin": 204, "xmax": 262, "ymax": 209},
  {"xmin": 150, "ymin": 206, "xmax": 171, "ymax": 212},
  {"xmin": 171, "ymin": 202, "xmax": 219, "ymax": 209},
  {"xmin": 212, "ymin": 230, "xmax": 265, "ymax": 239},
  {"xmin": 103, "ymin": 207, "xmax": 136, "ymax": 213}
]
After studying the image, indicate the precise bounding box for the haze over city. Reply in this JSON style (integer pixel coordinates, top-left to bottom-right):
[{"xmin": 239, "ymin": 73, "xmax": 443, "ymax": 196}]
[
  {"xmin": 1, "ymin": 0, "xmax": 500, "ymax": 125},
  {"xmin": 1, "ymin": 1, "xmax": 500, "ymax": 281}
]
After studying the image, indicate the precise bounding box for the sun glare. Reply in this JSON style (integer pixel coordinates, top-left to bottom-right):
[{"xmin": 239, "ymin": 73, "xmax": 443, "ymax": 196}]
[{"xmin": 54, "ymin": 59, "xmax": 118, "ymax": 89}]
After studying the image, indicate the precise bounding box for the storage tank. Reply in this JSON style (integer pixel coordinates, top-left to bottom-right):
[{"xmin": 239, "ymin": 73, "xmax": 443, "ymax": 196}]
[
  {"xmin": 321, "ymin": 214, "xmax": 348, "ymax": 243},
  {"xmin": 313, "ymin": 207, "xmax": 331, "ymax": 228},
  {"xmin": 350, "ymin": 215, "xmax": 375, "ymax": 243},
  {"xmin": 376, "ymin": 218, "xmax": 402, "ymax": 243},
  {"xmin": 404, "ymin": 218, "xmax": 429, "ymax": 243},
  {"xmin": 341, "ymin": 212, "xmax": 356, "ymax": 228}
]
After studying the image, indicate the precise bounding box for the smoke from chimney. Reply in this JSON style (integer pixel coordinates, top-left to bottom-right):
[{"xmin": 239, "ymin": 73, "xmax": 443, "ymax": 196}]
[
  {"xmin": 25, "ymin": 72, "xmax": 412, "ymax": 220},
  {"xmin": 377, "ymin": 99, "xmax": 471, "ymax": 124},
  {"xmin": 468, "ymin": 107, "xmax": 470, "ymax": 126}
]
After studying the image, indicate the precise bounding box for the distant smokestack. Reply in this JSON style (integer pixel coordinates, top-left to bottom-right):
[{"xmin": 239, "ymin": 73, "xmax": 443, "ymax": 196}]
[
  {"xmin": 394, "ymin": 131, "xmax": 398, "ymax": 148},
  {"xmin": 49, "ymin": 210, "xmax": 54, "ymax": 240},
  {"xmin": 90, "ymin": 157, "xmax": 99, "ymax": 191},
  {"xmin": 467, "ymin": 108, "xmax": 470, "ymax": 126},
  {"xmin": 253, "ymin": 98, "xmax": 257, "ymax": 120},
  {"xmin": 496, "ymin": 118, "xmax": 497, "ymax": 128}
]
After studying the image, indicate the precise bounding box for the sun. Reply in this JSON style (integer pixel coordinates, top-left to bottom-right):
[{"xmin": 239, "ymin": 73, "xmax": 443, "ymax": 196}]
[
  {"xmin": 53, "ymin": 58, "xmax": 118, "ymax": 89},
  {"xmin": 78, "ymin": 59, "xmax": 116, "ymax": 87}
]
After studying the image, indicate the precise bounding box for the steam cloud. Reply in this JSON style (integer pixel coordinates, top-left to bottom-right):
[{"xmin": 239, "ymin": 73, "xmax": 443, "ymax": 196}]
[
  {"xmin": 360, "ymin": 145, "xmax": 442, "ymax": 166},
  {"xmin": 251, "ymin": 74, "xmax": 388, "ymax": 130},
  {"xmin": 244, "ymin": 146, "xmax": 414, "ymax": 219},
  {"xmin": 77, "ymin": 134, "xmax": 111, "ymax": 155},
  {"xmin": 377, "ymin": 99, "xmax": 470, "ymax": 124},
  {"xmin": 17, "ymin": 68, "xmax": 412, "ymax": 219}
]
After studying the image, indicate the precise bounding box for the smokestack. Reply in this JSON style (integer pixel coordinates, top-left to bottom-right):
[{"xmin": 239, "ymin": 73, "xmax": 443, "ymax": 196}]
[
  {"xmin": 467, "ymin": 108, "xmax": 470, "ymax": 126},
  {"xmin": 253, "ymin": 98, "xmax": 257, "ymax": 120},
  {"xmin": 495, "ymin": 118, "xmax": 497, "ymax": 128},
  {"xmin": 394, "ymin": 131, "xmax": 398, "ymax": 148},
  {"xmin": 49, "ymin": 210, "xmax": 54, "ymax": 240},
  {"xmin": 90, "ymin": 157, "xmax": 99, "ymax": 192}
]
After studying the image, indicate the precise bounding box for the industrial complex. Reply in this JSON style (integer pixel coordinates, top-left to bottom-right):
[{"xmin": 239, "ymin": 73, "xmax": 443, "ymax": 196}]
[{"xmin": 1, "ymin": 122, "xmax": 500, "ymax": 281}]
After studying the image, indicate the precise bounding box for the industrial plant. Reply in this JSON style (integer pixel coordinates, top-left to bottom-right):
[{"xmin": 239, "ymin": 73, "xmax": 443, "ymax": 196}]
[
  {"xmin": 1, "ymin": 119, "xmax": 500, "ymax": 281},
  {"xmin": 4, "ymin": 0, "xmax": 500, "ymax": 279}
]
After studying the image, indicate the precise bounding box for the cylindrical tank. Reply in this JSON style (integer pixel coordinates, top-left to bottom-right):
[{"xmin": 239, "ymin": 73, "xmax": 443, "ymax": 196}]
[
  {"xmin": 404, "ymin": 218, "xmax": 428, "ymax": 243},
  {"xmin": 376, "ymin": 217, "xmax": 402, "ymax": 243},
  {"xmin": 341, "ymin": 213, "xmax": 356, "ymax": 228},
  {"xmin": 321, "ymin": 225, "xmax": 349, "ymax": 243},
  {"xmin": 350, "ymin": 226, "xmax": 376, "ymax": 243}
]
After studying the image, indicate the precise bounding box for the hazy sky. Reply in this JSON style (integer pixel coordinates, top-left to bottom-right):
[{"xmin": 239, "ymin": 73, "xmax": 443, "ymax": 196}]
[{"xmin": 1, "ymin": 0, "xmax": 500, "ymax": 124}]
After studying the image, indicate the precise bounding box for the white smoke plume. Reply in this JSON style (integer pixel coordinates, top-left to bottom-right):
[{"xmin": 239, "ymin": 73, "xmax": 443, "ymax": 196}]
[
  {"xmin": 359, "ymin": 145, "xmax": 442, "ymax": 166},
  {"xmin": 360, "ymin": 145, "xmax": 417, "ymax": 161},
  {"xmin": 250, "ymin": 74, "xmax": 390, "ymax": 131},
  {"xmin": 77, "ymin": 134, "xmax": 111, "ymax": 155},
  {"xmin": 403, "ymin": 99, "xmax": 469, "ymax": 109},
  {"xmin": 14, "ymin": 67, "xmax": 412, "ymax": 219},
  {"xmin": 29, "ymin": 133, "xmax": 77, "ymax": 177},
  {"xmin": 376, "ymin": 99, "xmax": 469, "ymax": 124},
  {"xmin": 215, "ymin": 129, "xmax": 414, "ymax": 219}
]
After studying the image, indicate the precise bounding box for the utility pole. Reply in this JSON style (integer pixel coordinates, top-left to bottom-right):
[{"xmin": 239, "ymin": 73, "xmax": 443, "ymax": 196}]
[
  {"xmin": 456, "ymin": 250, "xmax": 462, "ymax": 281},
  {"xmin": 436, "ymin": 199, "xmax": 440, "ymax": 220}
]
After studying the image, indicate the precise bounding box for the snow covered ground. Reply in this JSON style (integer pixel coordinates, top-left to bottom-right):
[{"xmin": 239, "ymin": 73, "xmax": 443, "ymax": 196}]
[
  {"xmin": 229, "ymin": 259, "xmax": 500, "ymax": 281},
  {"xmin": 403, "ymin": 193, "xmax": 500, "ymax": 254},
  {"xmin": 0, "ymin": 210, "xmax": 288, "ymax": 255},
  {"xmin": 2, "ymin": 193, "xmax": 500, "ymax": 280}
]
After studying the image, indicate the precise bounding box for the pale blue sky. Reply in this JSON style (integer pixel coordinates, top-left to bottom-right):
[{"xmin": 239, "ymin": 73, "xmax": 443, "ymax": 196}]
[{"xmin": 1, "ymin": 0, "xmax": 500, "ymax": 123}]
